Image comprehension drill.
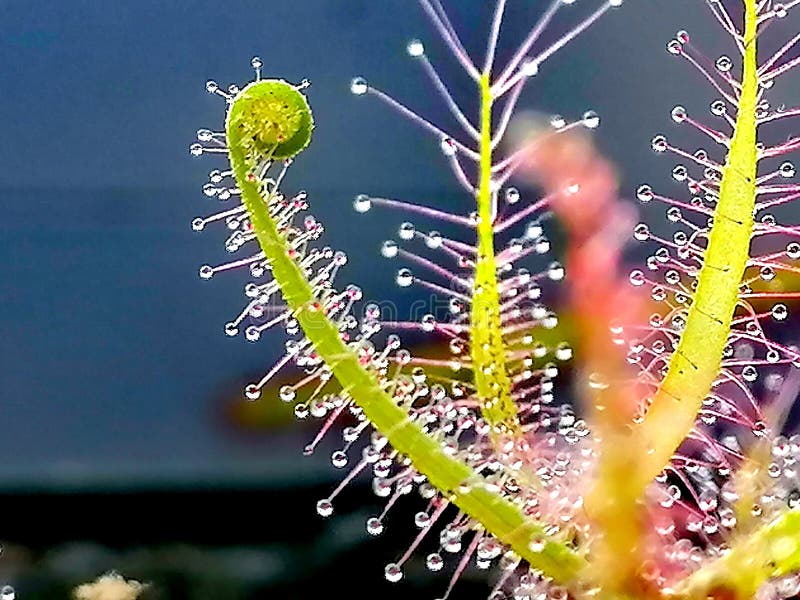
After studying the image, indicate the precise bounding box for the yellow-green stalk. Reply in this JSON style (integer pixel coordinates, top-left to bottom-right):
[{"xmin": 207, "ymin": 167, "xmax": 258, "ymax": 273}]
[
  {"xmin": 470, "ymin": 74, "xmax": 520, "ymax": 436},
  {"xmin": 634, "ymin": 0, "xmax": 759, "ymax": 493}
]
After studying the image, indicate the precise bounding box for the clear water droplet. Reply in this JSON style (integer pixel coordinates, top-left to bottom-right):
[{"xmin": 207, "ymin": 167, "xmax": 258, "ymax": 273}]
[
  {"xmin": 407, "ymin": 39, "xmax": 425, "ymax": 57},
  {"xmin": 353, "ymin": 194, "xmax": 372, "ymax": 213},
  {"xmin": 350, "ymin": 77, "xmax": 368, "ymax": 95},
  {"xmin": 637, "ymin": 184, "xmax": 654, "ymax": 202},
  {"xmin": 582, "ymin": 110, "xmax": 600, "ymax": 129},
  {"xmin": 331, "ymin": 450, "xmax": 348, "ymax": 468},
  {"xmin": 651, "ymin": 136, "xmax": 668, "ymax": 153},
  {"xmin": 244, "ymin": 384, "xmax": 261, "ymax": 401},
  {"xmin": 396, "ymin": 268, "xmax": 413, "ymax": 287},
  {"xmin": 316, "ymin": 498, "xmax": 333, "ymax": 517},
  {"xmin": 279, "ymin": 385, "xmax": 296, "ymax": 402},
  {"xmin": 671, "ymin": 105, "xmax": 687, "ymax": 123},
  {"xmin": 366, "ymin": 517, "xmax": 384, "ymax": 535},
  {"xmin": 426, "ymin": 553, "xmax": 444, "ymax": 571},
  {"xmin": 716, "ymin": 55, "xmax": 733, "ymax": 72},
  {"xmin": 773, "ymin": 303, "xmax": 789, "ymax": 321},
  {"xmin": 384, "ymin": 563, "xmax": 403, "ymax": 583},
  {"xmin": 381, "ymin": 240, "xmax": 399, "ymax": 258},
  {"xmin": 398, "ymin": 222, "xmax": 416, "ymax": 240},
  {"xmin": 440, "ymin": 137, "xmax": 457, "ymax": 156}
]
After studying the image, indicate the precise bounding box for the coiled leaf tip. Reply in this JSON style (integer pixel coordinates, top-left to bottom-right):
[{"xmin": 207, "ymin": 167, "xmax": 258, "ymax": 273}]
[{"xmin": 226, "ymin": 79, "xmax": 314, "ymax": 161}]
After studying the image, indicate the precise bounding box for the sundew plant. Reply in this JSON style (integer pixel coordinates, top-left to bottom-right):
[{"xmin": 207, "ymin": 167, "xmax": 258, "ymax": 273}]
[{"xmin": 188, "ymin": 0, "xmax": 800, "ymax": 598}]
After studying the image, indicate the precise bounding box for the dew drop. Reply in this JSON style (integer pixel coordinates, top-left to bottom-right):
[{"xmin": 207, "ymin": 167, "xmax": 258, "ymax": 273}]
[
  {"xmin": 547, "ymin": 262, "xmax": 565, "ymax": 281},
  {"xmin": 384, "ymin": 563, "xmax": 403, "ymax": 583},
  {"xmin": 550, "ymin": 114, "xmax": 566, "ymax": 129},
  {"xmin": 425, "ymin": 231, "xmax": 443, "ymax": 248},
  {"xmin": 651, "ymin": 136, "xmax": 668, "ymax": 153},
  {"xmin": 505, "ymin": 187, "xmax": 521, "ymax": 204},
  {"xmin": 672, "ymin": 165, "xmax": 688, "ymax": 181},
  {"xmin": 716, "ymin": 55, "xmax": 733, "ymax": 73},
  {"xmin": 555, "ymin": 343, "xmax": 573, "ymax": 361},
  {"xmin": 633, "ymin": 223, "xmax": 650, "ymax": 241},
  {"xmin": 629, "ymin": 270, "xmax": 645, "ymax": 286},
  {"xmin": 753, "ymin": 420, "xmax": 769, "ymax": 437},
  {"xmin": 350, "ymin": 77, "xmax": 368, "ymax": 95},
  {"xmin": 353, "ymin": 194, "xmax": 372, "ymax": 213},
  {"xmin": 366, "ymin": 517, "xmax": 384, "ymax": 535},
  {"xmin": 671, "ymin": 106, "xmax": 687, "ymax": 123},
  {"xmin": 637, "ymin": 184, "xmax": 654, "ymax": 202},
  {"xmin": 478, "ymin": 538, "xmax": 501, "ymax": 560},
  {"xmin": 440, "ymin": 136, "xmax": 458, "ymax": 156},
  {"xmin": 667, "ymin": 40, "xmax": 683, "ymax": 55},
  {"xmin": 773, "ymin": 303, "xmax": 789, "ymax": 321},
  {"xmin": 316, "ymin": 498, "xmax": 333, "ymax": 517},
  {"xmin": 421, "ymin": 314, "xmax": 436, "ymax": 332},
  {"xmin": 415, "ymin": 511, "xmax": 431, "ymax": 528},
  {"xmin": 426, "ymin": 553, "xmax": 444, "ymax": 571},
  {"xmin": 407, "ymin": 39, "xmax": 425, "ymax": 57},
  {"xmin": 525, "ymin": 221, "xmax": 543, "ymax": 238},
  {"xmin": 582, "ymin": 110, "xmax": 600, "ymax": 129},
  {"xmin": 244, "ymin": 384, "xmax": 261, "ymax": 401},
  {"xmin": 331, "ymin": 450, "xmax": 348, "ymax": 468},
  {"xmin": 535, "ymin": 237, "xmax": 550, "ymax": 254},
  {"xmin": 381, "ymin": 240, "xmax": 399, "ymax": 258},
  {"xmin": 710, "ymin": 100, "xmax": 727, "ymax": 117},
  {"xmin": 398, "ymin": 222, "xmax": 416, "ymax": 240},
  {"xmin": 198, "ymin": 265, "xmax": 214, "ymax": 280},
  {"xmin": 529, "ymin": 538, "xmax": 545, "ymax": 552},
  {"xmin": 396, "ymin": 268, "xmax": 414, "ymax": 287},
  {"xmin": 279, "ymin": 385, "xmax": 296, "ymax": 402}
]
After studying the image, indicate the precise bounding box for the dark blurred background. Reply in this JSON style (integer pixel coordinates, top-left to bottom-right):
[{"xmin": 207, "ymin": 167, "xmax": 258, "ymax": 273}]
[{"xmin": 1, "ymin": 1, "xmax": 798, "ymax": 598}]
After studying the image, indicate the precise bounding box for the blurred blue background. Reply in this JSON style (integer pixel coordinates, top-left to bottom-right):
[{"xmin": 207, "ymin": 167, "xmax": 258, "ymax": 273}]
[{"xmin": 1, "ymin": 1, "xmax": 796, "ymax": 597}]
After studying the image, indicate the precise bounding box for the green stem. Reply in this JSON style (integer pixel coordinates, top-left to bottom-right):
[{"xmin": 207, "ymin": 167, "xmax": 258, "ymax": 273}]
[
  {"xmin": 633, "ymin": 0, "xmax": 759, "ymax": 491},
  {"xmin": 470, "ymin": 74, "xmax": 520, "ymax": 436},
  {"xmin": 224, "ymin": 81, "xmax": 584, "ymax": 584}
]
